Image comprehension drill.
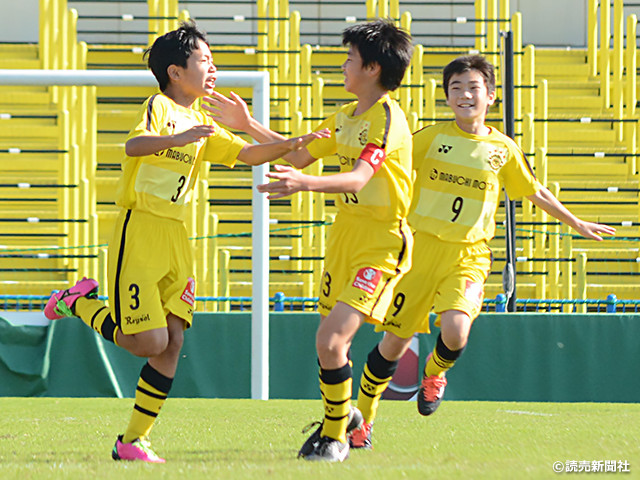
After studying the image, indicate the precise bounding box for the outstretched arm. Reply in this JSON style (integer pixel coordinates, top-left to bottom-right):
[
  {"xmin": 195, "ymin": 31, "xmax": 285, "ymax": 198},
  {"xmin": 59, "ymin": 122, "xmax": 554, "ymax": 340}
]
[
  {"xmin": 203, "ymin": 91, "xmax": 318, "ymax": 169},
  {"xmin": 527, "ymin": 186, "xmax": 616, "ymax": 241},
  {"xmin": 125, "ymin": 125, "xmax": 217, "ymax": 157},
  {"xmin": 256, "ymin": 159, "xmax": 375, "ymax": 199},
  {"xmin": 237, "ymin": 129, "xmax": 330, "ymax": 166}
]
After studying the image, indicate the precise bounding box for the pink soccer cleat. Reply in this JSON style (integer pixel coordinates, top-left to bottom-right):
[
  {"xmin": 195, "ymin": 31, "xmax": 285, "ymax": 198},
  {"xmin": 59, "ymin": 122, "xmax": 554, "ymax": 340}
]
[
  {"xmin": 112, "ymin": 435, "xmax": 165, "ymax": 463},
  {"xmin": 43, "ymin": 277, "xmax": 99, "ymax": 320}
]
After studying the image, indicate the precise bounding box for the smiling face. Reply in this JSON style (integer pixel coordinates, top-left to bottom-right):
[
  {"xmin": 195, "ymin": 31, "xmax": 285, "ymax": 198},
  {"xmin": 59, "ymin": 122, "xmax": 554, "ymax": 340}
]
[
  {"xmin": 445, "ymin": 69, "xmax": 495, "ymax": 130},
  {"xmin": 342, "ymin": 46, "xmax": 370, "ymax": 96}
]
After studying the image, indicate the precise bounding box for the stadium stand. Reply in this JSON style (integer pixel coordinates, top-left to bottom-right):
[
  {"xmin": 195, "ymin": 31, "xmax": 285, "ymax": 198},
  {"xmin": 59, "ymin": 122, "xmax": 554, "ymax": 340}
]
[
  {"xmin": 0, "ymin": 13, "xmax": 99, "ymax": 297},
  {"xmin": 1, "ymin": 0, "xmax": 640, "ymax": 311}
]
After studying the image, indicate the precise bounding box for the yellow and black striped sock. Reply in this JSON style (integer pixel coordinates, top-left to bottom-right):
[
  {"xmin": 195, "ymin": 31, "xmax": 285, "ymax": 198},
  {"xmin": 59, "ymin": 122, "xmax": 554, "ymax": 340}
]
[
  {"xmin": 122, "ymin": 362, "xmax": 173, "ymax": 444},
  {"xmin": 74, "ymin": 297, "xmax": 120, "ymax": 345},
  {"xmin": 357, "ymin": 344, "xmax": 398, "ymax": 424},
  {"xmin": 425, "ymin": 333, "xmax": 466, "ymax": 378},
  {"xmin": 319, "ymin": 363, "xmax": 352, "ymax": 443}
]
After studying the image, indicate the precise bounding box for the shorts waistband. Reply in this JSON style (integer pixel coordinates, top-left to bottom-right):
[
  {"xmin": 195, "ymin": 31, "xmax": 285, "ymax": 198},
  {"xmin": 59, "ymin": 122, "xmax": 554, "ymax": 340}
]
[{"xmin": 123, "ymin": 208, "xmax": 185, "ymax": 225}]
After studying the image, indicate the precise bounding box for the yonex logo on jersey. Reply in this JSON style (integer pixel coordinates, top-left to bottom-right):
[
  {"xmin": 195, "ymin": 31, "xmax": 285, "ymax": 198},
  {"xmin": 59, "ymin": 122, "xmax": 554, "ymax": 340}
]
[
  {"xmin": 167, "ymin": 121, "xmax": 176, "ymax": 129},
  {"xmin": 438, "ymin": 144, "xmax": 453, "ymax": 153},
  {"xmin": 353, "ymin": 267, "xmax": 382, "ymax": 294}
]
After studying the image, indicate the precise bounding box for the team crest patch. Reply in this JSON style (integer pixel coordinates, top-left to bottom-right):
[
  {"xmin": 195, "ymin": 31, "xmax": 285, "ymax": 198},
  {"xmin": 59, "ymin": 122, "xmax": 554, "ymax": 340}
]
[
  {"xmin": 487, "ymin": 148, "xmax": 507, "ymax": 171},
  {"xmin": 180, "ymin": 277, "xmax": 196, "ymax": 306},
  {"xmin": 465, "ymin": 279, "xmax": 484, "ymax": 307},
  {"xmin": 352, "ymin": 267, "xmax": 382, "ymax": 294},
  {"xmin": 358, "ymin": 123, "xmax": 370, "ymax": 146}
]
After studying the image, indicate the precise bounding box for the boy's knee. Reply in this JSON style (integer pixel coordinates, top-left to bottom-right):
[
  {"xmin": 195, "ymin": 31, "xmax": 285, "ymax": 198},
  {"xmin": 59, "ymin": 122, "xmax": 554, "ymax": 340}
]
[
  {"xmin": 315, "ymin": 339, "xmax": 333, "ymax": 358},
  {"xmin": 166, "ymin": 315, "xmax": 186, "ymax": 352},
  {"xmin": 315, "ymin": 338, "xmax": 346, "ymax": 366},
  {"xmin": 129, "ymin": 330, "xmax": 169, "ymax": 357},
  {"xmin": 379, "ymin": 332, "xmax": 412, "ymax": 361},
  {"xmin": 441, "ymin": 330, "xmax": 469, "ymax": 351},
  {"xmin": 167, "ymin": 328, "xmax": 184, "ymax": 352}
]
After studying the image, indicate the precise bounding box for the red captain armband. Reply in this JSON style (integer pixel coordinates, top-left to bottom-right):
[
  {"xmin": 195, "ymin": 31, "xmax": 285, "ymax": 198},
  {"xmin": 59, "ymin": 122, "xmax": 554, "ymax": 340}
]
[{"xmin": 359, "ymin": 143, "xmax": 386, "ymax": 173}]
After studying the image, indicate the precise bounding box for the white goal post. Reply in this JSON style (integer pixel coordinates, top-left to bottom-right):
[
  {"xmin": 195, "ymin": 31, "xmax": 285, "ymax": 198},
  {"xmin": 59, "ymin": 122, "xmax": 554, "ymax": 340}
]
[{"xmin": 0, "ymin": 69, "xmax": 271, "ymax": 400}]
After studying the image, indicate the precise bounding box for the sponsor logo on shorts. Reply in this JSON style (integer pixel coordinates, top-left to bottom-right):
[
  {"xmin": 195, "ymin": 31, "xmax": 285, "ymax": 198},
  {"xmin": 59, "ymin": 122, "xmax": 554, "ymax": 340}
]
[
  {"xmin": 181, "ymin": 277, "xmax": 196, "ymax": 306},
  {"xmin": 352, "ymin": 268, "xmax": 382, "ymax": 295},
  {"xmin": 465, "ymin": 279, "xmax": 484, "ymax": 306},
  {"xmin": 383, "ymin": 318, "xmax": 402, "ymax": 329},
  {"xmin": 125, "ymin": 313, "xmax": 151, "ymax": 325},
  {"xmin": 318, "ymin": 300, "xmax": 332, "ymax": 311}
]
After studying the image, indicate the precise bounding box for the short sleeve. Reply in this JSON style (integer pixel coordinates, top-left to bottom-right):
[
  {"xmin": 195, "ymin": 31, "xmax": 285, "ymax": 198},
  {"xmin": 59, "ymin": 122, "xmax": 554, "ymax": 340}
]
[
  {"xmin": 305, "ymin": 113, "xmax": 337, "ymax": 160},
  {"xmin": 126, "ymin": 94, "xmax": 165, "ymax": 142},
  {"xmin": 411, "ymin": 125, "xmax": 436, "ymax": 171},
  {"xmin": 202, "ymin": 125, "xmax": 248, "ymax": 168},
  {"xmin": 500, "ymin": 145, "xmax": 542, "ymax": 199}
]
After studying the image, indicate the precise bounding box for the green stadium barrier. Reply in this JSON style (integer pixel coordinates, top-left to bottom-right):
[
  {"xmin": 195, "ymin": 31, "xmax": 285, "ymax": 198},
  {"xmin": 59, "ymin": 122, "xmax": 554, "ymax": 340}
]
[{"xmin": 1, "ymin": 312, "xmax": 639, "ymax": 402}]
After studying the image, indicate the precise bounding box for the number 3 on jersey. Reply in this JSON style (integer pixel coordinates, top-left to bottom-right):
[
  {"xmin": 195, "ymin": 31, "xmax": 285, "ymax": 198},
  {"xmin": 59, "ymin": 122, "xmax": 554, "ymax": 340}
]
[
  {"xmin": 171, "ymin": 175, "xmax": 187, "ymax": 203},
  {"xmin": 343, "ymin": 193, "xmax": 358, "ymax": 204}
]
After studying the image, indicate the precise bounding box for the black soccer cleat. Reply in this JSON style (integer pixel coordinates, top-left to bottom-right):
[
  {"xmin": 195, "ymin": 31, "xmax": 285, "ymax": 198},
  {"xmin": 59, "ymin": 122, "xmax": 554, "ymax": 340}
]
[
  {"xmin": 304, "ymin": 436, "xmax": 350, "ymax": 462},
  {"xmin": 297, "ymin": 406, "xmax": 363, "ymax": 458}
]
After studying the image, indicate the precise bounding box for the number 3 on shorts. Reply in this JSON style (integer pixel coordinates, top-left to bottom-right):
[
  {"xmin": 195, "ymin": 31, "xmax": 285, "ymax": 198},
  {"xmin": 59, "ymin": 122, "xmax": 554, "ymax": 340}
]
[
  {"xmin": 322, "ymin": 272, "xmax": 331, "ymax": 297},
  {"xmin": 129, "ymin": 283, "xmax": 140, "ymax": 310}
]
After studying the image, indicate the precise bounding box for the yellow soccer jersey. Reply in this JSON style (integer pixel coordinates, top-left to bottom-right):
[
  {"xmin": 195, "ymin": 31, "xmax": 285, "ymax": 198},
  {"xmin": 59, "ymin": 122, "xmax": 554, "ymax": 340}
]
[
  {"xmin": 116, "ymin": 94, "xmax": 247, "ymax": 221},
  {"xmin": 409, "ymin": 121, "xmax": 541, "ymax": 243},
  {"xmin": 306, "ymin": 94, "xmax": 413, "ymax": 222}
]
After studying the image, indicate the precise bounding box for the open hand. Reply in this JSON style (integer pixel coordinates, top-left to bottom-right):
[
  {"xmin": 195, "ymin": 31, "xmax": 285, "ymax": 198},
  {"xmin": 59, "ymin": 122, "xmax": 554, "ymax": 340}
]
[
  {"xmin": 573, "ymin": 220, "xmax": 616, "ymax": 241},
  {"xmin": 173, "ymin": 125, "xmax": 217, "ymax": 146},
  {"xmin": 256, "ymin": 164, "xmax": 307, "ymax": 199},
  {"xmin": 202, "ymin": 91, "xmax": 251, "ymax": 130},
  {"xmin": 289, "ymin": 128, "xmax": 331, "ymax": 151}
]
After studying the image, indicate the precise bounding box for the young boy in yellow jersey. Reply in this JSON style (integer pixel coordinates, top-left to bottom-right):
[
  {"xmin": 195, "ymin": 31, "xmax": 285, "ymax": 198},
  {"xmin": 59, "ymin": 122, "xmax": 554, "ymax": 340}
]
[
  {"xmin": 43, "ymin": 21, "xmax": 327, "ymax": 463},
  {"xmin": 347, "ymin": 54, "xmax": 616, "ymax": 449},
  {"xmin": 204, "ymin": 19, "xmax": 414, "ymax": 462}
]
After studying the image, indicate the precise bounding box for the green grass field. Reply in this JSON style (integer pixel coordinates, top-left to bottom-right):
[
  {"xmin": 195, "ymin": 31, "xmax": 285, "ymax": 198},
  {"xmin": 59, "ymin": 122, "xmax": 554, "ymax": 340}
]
[{"xmin": 0, "ymin": 398, "xmax": 637, "ymax": 479}]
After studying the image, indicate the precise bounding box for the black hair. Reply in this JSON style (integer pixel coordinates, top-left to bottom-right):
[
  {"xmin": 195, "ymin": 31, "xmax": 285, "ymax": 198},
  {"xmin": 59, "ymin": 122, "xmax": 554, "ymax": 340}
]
[
  {"xmin": 342, "ymin": 19, "xmax": 413, "ymax": 91},
  {"xmin": 442, "ymin": 55, "xmax": 496, "ymax": 98},
  {"xmin": 144, "ymin": 20, "xmax": 209, "ymax": 91}
]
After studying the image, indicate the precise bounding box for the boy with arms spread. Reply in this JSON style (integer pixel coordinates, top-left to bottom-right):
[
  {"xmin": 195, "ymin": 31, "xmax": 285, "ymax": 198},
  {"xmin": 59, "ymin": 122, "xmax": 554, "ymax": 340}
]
[
  {"xmin": 43, "ymin": 21, "xmax": 327, "ymax": 463},
  {"xmin": 348, "ymin": 55, "xmax": 616, "ymax": 449},
  {"xmin": 205, "ymin": 19, "xmax": 414, "ymax": 462}
]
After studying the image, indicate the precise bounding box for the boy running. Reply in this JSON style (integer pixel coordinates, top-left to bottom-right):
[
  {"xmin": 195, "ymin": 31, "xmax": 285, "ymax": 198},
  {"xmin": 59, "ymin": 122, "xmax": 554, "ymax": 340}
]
[
  {"xmin": 205, "ymin": 19, "xmax": 414, "ymax": 462},
  {"xmin": 348, "ymin": 55, "xmax": 616, "ymax": 449},
  {"xmin": 43, "ymin": 21, "xmax": 327, "ymax": 463}
]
